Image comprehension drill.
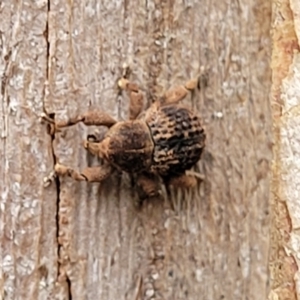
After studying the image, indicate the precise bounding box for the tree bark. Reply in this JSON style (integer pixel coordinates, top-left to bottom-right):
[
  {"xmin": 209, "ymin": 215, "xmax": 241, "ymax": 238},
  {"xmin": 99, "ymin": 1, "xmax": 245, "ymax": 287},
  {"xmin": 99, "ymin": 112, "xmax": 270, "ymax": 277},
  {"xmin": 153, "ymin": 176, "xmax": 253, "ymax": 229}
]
[{"xmin": 0, "ymin": 0, "xmax": 272, "ymax": 299}]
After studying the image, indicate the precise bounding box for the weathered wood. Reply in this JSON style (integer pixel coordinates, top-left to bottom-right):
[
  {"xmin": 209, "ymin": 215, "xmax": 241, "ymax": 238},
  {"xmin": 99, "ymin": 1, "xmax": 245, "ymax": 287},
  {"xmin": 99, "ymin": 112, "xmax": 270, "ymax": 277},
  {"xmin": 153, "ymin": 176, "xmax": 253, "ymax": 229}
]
[
  {"xmin": 270, "ymin": 0, "xmax": 300, "ymax": 299},
  {"xmin": 0, "ymin": 0, "xmax": 273, "ymax": 299},
  {"xmin": 0, "ymin": 1, "xmax": 57, "ymax": 299}
]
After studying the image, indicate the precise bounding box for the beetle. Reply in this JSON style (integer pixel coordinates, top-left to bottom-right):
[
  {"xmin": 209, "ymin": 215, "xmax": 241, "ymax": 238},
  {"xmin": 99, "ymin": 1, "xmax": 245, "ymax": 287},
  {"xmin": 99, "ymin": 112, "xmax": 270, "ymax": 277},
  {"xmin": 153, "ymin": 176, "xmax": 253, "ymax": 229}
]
[{"xmin": 42, "ymin": 70, "xmax": 206, "ymax": 198}]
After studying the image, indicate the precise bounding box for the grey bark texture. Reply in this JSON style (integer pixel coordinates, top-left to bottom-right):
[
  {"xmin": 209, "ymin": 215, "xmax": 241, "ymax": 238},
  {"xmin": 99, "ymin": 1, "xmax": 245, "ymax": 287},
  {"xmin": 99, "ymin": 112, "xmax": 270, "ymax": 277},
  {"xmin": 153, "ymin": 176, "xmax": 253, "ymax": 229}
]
[{"xmin": 0, "ymin": 0, "xmax": 273, "ymax": 300}]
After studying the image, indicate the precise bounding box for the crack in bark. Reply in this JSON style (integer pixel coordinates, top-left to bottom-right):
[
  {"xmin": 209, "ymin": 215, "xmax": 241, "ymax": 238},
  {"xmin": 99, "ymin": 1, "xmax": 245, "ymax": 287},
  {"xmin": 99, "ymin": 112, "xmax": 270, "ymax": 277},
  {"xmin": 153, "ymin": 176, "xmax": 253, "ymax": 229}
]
[
  {"xmin": 43, "ymin": 0, "xmax": 72, "ymax": 298},
  {"xmin": 1, "ymin": 50, "xmax": 11, "ymax": 97},
  {"xmin": 1, "ymin": 48, "xmax": 12, "ymax": 140},
  {"xmin": 47, "ymin": 116, "xmax": 72, "ymax": 299}
]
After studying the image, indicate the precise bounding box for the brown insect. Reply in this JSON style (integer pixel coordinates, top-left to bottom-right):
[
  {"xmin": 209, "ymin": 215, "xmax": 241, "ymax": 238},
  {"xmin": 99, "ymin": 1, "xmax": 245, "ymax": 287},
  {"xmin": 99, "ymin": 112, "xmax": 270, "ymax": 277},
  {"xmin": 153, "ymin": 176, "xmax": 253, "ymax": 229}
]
[{"xmin": 42, "ymin": 71, "xmax": 206, "ymax": 199}]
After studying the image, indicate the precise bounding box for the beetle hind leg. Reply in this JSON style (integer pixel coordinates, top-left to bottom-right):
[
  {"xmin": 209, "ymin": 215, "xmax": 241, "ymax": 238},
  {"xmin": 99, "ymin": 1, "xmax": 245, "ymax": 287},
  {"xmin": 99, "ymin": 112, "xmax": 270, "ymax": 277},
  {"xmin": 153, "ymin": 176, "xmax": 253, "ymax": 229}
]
[
  {"xmin": 167, "ymin": 171, "xmax": 204, "ymax": 189},
  {"xmin": 161, "ymin": 69, "xmax": 208, "ymax": 105}
]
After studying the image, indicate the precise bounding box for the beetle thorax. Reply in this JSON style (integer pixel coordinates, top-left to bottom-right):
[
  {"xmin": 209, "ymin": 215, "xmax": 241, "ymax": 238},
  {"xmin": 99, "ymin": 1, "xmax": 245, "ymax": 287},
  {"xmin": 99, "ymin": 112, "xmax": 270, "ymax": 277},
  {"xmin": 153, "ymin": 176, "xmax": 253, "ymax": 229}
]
[{"xmin": 101, "ymin": 120, "xmax": 154, "ymax": 173}]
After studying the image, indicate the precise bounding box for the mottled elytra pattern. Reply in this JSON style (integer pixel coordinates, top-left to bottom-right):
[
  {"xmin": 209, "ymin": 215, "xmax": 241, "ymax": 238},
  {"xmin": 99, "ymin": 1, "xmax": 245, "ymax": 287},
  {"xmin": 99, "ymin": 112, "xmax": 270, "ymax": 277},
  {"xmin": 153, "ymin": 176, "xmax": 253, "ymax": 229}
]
[{"xmin": 144, "ymin": 104, "xmax": 205, "ymax": 177}]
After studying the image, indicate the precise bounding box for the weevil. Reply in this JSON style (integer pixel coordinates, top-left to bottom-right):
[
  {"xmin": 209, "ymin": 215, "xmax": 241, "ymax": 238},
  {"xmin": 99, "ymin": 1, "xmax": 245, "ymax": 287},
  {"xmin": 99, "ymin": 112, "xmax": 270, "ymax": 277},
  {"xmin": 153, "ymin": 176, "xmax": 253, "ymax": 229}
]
[{"xmin": 42, "ymin": 70, "xmax": 206, "ymax": 198}]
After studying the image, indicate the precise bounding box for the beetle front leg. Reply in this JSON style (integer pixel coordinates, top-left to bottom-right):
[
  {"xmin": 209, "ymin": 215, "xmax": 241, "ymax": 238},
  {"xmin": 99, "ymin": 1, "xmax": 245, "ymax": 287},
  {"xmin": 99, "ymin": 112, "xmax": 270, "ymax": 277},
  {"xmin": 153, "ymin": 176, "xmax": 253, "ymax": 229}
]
[
  {"xmin": 53, "ymin": 163, "xmax": 112, "ymax": 182},
  {"xmin": 118, "ymin": 78, "xmax": 144, "ymax": 120},
  {"xmin": 40, "ymin": 110, "xmax": 117, "ymax": 133}
]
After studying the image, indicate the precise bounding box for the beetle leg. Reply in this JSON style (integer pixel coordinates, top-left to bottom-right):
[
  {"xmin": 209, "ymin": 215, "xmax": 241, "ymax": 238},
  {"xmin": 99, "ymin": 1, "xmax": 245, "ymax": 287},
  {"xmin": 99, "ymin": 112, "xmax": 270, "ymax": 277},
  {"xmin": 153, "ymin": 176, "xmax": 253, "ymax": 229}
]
[
  {"xmin": 167, "ymin": 171, "xmax": 204, "ymax": 189},
  {"xmin": 40, "ymin": 110, "xmax": 117, "ymax": 133},
  {"xmin": 136, "ymin": 173, "xmax": 160, "ymax": 199},
  {"xmin": 161, "ymin": 71, "xmax": 208, "ymax": 104},
  {"xmin": 54, "ymin": 163, "xmax": 112, "ymax": 182},
  {"xmin": 118, "ymin": 78, "xmax": 144, "ymax": 120}
]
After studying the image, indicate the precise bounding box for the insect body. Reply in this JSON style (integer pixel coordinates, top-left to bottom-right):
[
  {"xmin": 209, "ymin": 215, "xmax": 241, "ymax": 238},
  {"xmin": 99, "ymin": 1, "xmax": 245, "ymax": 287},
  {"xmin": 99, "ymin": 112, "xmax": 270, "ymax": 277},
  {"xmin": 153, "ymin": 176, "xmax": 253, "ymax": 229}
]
[
  {"xmin": 43, "ymin": 73, "xmax": 206, "ymax": 198},
  {"xmin": 145, "ymin": 104, "xmax": 205, "ymax": 177}
]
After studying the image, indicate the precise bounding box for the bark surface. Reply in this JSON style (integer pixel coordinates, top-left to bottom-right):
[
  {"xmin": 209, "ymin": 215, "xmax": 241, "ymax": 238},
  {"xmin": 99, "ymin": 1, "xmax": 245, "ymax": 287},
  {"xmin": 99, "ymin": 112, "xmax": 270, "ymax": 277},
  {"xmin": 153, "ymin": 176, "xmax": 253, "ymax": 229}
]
[{"xmin": 0, "ymin": 0, "xmax": 272, "ymax": 299}]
